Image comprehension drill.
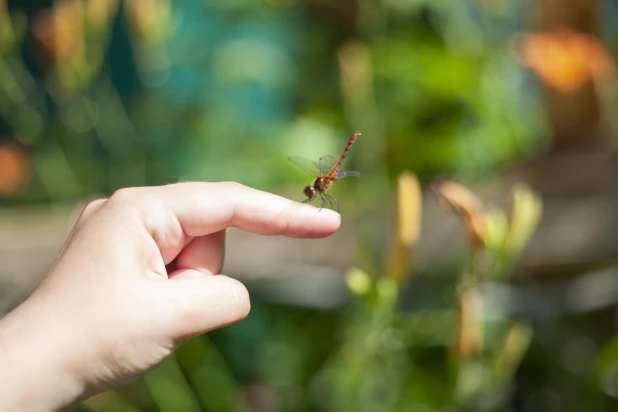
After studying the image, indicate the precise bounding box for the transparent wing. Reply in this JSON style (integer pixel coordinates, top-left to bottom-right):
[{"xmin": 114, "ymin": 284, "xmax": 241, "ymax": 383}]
[
  {"xmin": 318, "ymin": 155, "xmax": 338, "ymax": 175},
  {"xmin": 288, "ymin": 155, "xmax": 320, "ymax": 176},
  {"xmin": 336, "ymin": 170, "xmax": 360, "ymax": 179}
]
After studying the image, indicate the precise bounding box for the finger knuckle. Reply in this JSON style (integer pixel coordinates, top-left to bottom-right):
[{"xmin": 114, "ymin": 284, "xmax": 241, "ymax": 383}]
[
  {"xmin": 109, "ymin": 187, "xmax": 137, "ymax": 206},
  {"xmin": 76, "ymin": 198, "xmax": 107, "ymax": 224},
  {"xmin": 220, "ymin": 181, "xmax": 248, "ymax": 192},
  {"xmin": 82, "ymin": 198, "xmax": 107, "ymax": 215},
  {"xmin": 108, "ymin": 187, "xmax": 158, "ymax": 213}
]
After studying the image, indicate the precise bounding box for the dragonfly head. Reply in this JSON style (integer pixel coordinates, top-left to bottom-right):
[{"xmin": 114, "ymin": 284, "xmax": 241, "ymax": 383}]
[{"xmin": 303, "ymin": 185, "xmax": 316, "ymax": 199}]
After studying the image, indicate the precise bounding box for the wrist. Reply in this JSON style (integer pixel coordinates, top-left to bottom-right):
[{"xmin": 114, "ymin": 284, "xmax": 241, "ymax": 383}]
[{"xmin": 0, "ymin": 296, "xmax": 86, "ymax": 411}]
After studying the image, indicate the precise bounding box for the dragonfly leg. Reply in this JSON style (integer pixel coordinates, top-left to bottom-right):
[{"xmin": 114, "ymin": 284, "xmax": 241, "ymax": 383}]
[
  {"xmin": 319, "ymin": 194, "xmax": 327, "ymax": 211},
  {"xmin": 325, "ymin": 195, "xmax": 336, "ymax": 212},
  {"xmin": 321, "ymin": 194, "xmax": 331, "ymax": 210},
  {"xmin": 325, "ymin": 194, "xmax": 340, "ymax": 213}
]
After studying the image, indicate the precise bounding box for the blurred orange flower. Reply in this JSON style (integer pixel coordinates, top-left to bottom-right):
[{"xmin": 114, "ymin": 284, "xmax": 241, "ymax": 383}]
[
  {"xmin": 31, "ymin": 0, "xmax": 84, "ymax": 66},
  {"xmin": 456, "ymin": 286, "xmax": 484, "ymax": 359},
  {"xmin": 432, "ymin": 180, "xmax": 487, "ymax": 247},
  {"xmin": 514, "ymin": 29, "xmax": 615, "ymax": 92},
  {"xmin": 387, "ymin": 172, "xmax": 422, "ymax": 282},
  {"xmin": 0, "ymin": 142, "xmax": 30, "ymax": 196}
]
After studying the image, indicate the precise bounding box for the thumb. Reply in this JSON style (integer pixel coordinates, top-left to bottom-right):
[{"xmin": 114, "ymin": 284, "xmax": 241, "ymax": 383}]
[{"xmin": 165, "ymin": 272, "xmax": 251, "ymax": 341}]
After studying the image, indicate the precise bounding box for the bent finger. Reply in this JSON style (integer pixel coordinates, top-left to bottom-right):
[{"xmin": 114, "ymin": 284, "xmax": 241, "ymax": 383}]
[
  {"xmin": 165, "ymin": 274, "xmax": 250, "ymax": 341},
  {"xmin": 169, "ymin": 230, "xmax": 226, "ymax": 278}
]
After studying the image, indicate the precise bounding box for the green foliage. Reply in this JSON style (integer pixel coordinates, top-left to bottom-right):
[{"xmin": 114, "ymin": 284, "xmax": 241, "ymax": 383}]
[
  {"xmin": 0, "ymin": 0, "xmax": 545, "ymax": 204},
  {"xmin": 0, "ymin": 0, "xmax": 615, "ymax": 411}
]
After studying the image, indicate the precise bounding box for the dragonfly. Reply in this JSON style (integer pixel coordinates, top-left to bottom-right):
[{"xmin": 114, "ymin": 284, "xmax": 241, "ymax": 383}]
[{"xmin": 289, "ymin": 131, "xmax": 361, "ymax": 211}]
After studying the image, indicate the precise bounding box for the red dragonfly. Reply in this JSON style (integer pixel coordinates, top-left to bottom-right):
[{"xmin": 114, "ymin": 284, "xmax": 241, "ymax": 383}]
[{"xmin": 289, "ymin": 131, "xmax": 361, "ymax": 211}]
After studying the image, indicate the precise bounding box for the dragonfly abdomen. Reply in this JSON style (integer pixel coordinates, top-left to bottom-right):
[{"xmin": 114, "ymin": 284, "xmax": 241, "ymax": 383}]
[{"xmin": 328, "ymin": 131, "xmax": 361, "ymax": 178}]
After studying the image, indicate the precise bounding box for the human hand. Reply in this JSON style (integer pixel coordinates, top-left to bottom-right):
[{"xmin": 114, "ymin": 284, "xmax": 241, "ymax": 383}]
[{"xmin": 0, "ymin": 182, "xmax": 340, "ymax": 411}]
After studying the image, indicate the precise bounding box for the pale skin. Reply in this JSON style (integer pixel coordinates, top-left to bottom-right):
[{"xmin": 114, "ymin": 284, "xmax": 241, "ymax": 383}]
[{"xmin": 0, "ymin": 182, "xmax": 341, "ymax": 411}]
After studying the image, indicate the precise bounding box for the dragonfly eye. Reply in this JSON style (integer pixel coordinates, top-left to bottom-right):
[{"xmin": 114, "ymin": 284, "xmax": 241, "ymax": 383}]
[{"xmin": 303, "ymin": 186, "xmax": 315, "ymax": 199}]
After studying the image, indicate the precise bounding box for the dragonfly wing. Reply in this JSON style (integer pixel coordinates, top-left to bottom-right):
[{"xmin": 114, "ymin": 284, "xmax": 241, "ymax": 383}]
[
  {"xmin": 289, "ymin": 155, "xmax": 321, "ymax": 176},
  {"xmin": 336, "ymin": 170, "xmax": 360, "ymax": 179},
  {"xmin": 318, "ymin": 155, "xmax": 338, "ymax": 175}
]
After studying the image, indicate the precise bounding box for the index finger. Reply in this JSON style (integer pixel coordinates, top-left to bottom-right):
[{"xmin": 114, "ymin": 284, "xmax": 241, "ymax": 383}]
[{"xmin": 109, "ymin": 182, "xmax": 342, "ymax": 239}]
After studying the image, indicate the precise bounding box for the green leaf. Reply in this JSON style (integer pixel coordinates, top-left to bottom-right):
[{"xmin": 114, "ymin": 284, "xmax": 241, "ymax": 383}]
[{"xmin": 589, "ymin": 334, "xmax": 618, "ymax": 397}]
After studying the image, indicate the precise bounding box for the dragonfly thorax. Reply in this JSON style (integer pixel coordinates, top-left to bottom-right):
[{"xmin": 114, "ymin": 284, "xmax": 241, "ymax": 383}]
[{"xmin": 313, "ymin": 176, "xmax": 334, "ymax": 193}]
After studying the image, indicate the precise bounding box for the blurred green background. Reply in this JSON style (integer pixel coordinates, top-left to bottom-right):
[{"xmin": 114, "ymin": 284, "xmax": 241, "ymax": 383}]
[{"xmin": 1, "ymin": 0, "xmax": 618, "ymax": 411}]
